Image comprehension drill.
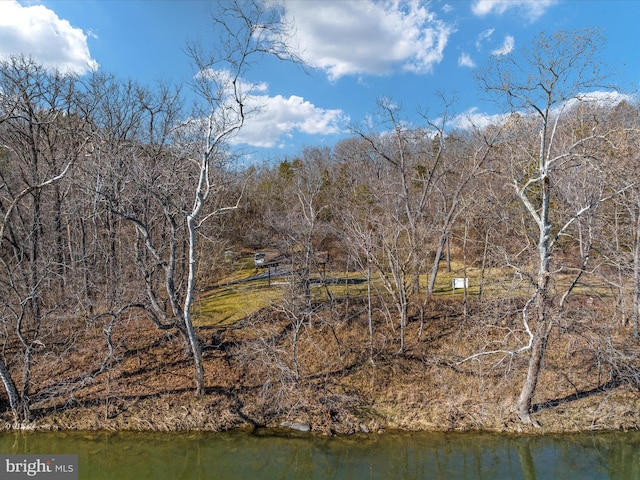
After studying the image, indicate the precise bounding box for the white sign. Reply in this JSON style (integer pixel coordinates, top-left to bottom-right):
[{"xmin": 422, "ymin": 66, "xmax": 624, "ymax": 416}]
[{"xmin": 452, "ymin": 278, "xmax": 468, "ymax": 290}]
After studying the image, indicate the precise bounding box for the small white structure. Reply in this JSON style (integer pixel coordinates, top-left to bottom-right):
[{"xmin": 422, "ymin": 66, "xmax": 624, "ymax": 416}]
[
  {"xmin": 452, "ymin": 277, "xmax": 468, "ymax": 290},
  {"xmin": 254, "ymin": 252, "xmax": 266, "ymax": 268}
]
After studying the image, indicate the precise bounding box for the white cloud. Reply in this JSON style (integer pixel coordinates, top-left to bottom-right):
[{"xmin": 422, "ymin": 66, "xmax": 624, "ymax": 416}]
[
  {"xmin": 0, "ymin": 0, "xmax": 97, "ymax": 74},
  {"xmin": 458, "ymin": 52, "xmax": 475, "ymax": 68},
  {"xmin": 476, "ymin": 29, "xmax": 494, "ymax": 50},
  {"xmin": 192, "ymin": 69, "xmax": 349, "ymax": 149},
  {"xmin": 231, "ymin": 93, "xmax": 349, "ymax": 148},
  {"xmin": 276, "ymin": 0, "xmax": 455, "ymax": 81},
  {"xmin": 471, "ymin": 0, "xmax": 557, "ymax": 21},
  {"xmin": 449, "ymin": 91, "xmax": 636, "ymax": 132},
  {"xmin": 491, "ymin": 35, "xmax": 514, "ymax": 56},
  {"xmin": 563, "ymin": 91, "xmax": 636, "ymax": 112},
  {"xmin": 196, "ymin": 68, "xmax": 269, "ymax": 96},
  {"xmin": 448, "ymin": 107, "xmax": 510, "ymax": 131}
]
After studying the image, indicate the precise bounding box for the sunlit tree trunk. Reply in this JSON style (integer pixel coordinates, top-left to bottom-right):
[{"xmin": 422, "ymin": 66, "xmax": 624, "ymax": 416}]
[
  {"xmin": 633, "ymin": 198, "xmax": 640, "ymax": 337},
  {"xmin": 477, "ymin": 29, "xmax": 627, "ymax": 425}
]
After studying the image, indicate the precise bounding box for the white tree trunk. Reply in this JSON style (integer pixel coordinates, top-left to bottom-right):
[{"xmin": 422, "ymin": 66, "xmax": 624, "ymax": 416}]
[
  {"xmin": 0, "ymin": 359, "xmax": 20, "ymax": 423},
  {"xmin": 185, "ymin": 214, "xmax": 205, "ymax": 397},
  {"xmin": 633, "ymin": 199, "xmax": 640, "ymax": 337}
]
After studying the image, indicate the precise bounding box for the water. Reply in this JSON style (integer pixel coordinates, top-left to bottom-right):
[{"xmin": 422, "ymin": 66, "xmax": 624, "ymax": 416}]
[{"xmin": 0, "ymin": 429, "xmax": 638, "ymax": 479}]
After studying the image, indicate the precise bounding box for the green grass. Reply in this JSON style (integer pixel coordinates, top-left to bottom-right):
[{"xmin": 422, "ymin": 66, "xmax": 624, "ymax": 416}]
[
  {"xmin": 194, "ymin": 281, "xmax": 283, "ymax": 326},
  {"xmin": 193, "ymin": 265, "xmax": 503, "ymax": 327},
  {"xmin": 193, "ymin": 257, "xmax": 613, "ymax": 327}
]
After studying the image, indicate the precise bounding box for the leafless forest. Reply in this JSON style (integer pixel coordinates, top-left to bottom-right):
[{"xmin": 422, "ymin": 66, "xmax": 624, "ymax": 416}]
[{"xmin": 1, "ymin": 8, "xmax": 640, "ymax": 431}]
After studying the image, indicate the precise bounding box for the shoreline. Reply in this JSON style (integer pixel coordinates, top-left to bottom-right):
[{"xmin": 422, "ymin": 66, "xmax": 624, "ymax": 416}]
[
  {"xmin": 1, "ymin": 297, "xmax": 639, "ymax": 437},
  {"xmin": 3, "ymin": 383, "xmax": 638, "ymax": 436}
]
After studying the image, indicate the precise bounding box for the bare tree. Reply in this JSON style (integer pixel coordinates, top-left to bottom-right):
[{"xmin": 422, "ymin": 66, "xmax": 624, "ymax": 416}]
[
  {"xmin": 106, "ymin": 0, "xmax": 300, "ymax": 397},
  {"xmin": 0, "ymin": 56, "xmax": 92, "ymax": 423},
  {"xmin": 477, "ymin": 29, "xmax": 632, "ymax": 425},
  {"xmin": 598, "ymin": 101, "xmax": 640, "ymax": 336},
  {"xmin": 335, "ymin": 142, "xmax": 382, "ymax": 362},
  {"xmin": 347, "ymin": 97, "xmax": 491, "ymax": 352}
]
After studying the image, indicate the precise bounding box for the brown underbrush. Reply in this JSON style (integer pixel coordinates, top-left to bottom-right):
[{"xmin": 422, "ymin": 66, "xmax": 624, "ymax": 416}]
[{"xmin": 2, "ymin": 294, "xmax": 640, "ymax": 435}]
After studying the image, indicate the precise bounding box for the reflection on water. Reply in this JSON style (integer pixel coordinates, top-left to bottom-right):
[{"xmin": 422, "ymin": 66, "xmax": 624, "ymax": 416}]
[{"xmin": 0, "ymin": 429, "xmax": 639, "ymax": 479}]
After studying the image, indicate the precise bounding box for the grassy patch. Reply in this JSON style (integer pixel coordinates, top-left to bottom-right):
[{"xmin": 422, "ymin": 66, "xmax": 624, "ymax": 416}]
[
  {"xmin": 193, "ymin": 264, "xmax": 507, "ymax": 327},
  {"xmin": 194, "ymin": 282, "xmax": 282, "ymax": 326},
  {"xmin": 193, "ymin": 257, "xmax": 612, "ymax": 328}
]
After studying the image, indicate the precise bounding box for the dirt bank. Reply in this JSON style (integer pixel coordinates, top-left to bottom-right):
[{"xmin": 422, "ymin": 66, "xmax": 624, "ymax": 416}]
[{"xmin": 2, "ymin": 296, "xmax": 639, "ymax": 435}]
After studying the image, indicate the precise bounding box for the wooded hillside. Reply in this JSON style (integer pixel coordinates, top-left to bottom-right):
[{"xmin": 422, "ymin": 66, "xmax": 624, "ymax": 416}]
[{"xmin": 1, "ymin": 25, "xmax": 640, "ymax": 431}]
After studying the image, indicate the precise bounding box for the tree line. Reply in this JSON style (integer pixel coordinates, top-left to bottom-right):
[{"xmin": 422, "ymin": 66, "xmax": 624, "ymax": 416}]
[{"xmin": 1, "ymin": 22, "xmax": 639, "ymax": 427}]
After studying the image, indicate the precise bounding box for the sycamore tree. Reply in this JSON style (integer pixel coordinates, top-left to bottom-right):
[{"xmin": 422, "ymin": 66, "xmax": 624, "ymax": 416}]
[
  {"xmin": 116, "ymin": 0, "xmax": 299, "ymax": 397},
  {"xmin": 476, "ymin": 29, "xmax": 633, "ymax": 425}
]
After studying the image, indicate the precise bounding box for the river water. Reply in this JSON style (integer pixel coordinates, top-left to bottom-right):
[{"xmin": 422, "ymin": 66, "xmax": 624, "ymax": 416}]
[{"xmin": 0, "ymin": 429, "xmax": 638, "ymax": 479}]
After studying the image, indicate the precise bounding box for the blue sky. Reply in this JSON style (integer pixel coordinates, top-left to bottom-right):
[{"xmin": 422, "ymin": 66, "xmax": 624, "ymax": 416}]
[{"xmin": 1, "ymin": 0, "xmax": 639, "ymax": 162}]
